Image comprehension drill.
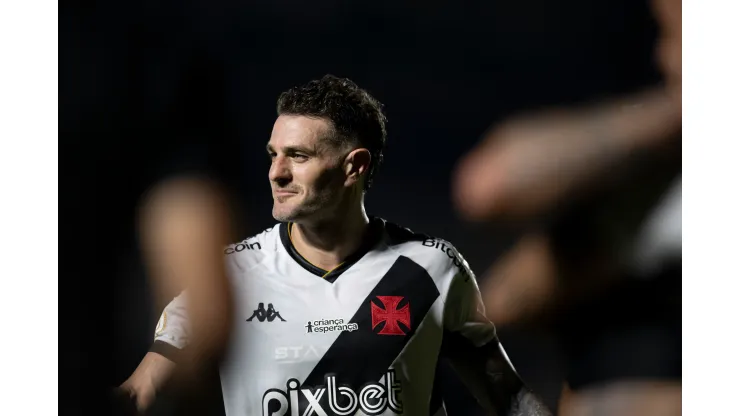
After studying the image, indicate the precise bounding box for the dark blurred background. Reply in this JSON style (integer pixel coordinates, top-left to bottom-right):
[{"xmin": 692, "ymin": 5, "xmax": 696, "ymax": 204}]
[{"xmin": 60, "ymin": 0, "xmax": 661, "ymax": 414}]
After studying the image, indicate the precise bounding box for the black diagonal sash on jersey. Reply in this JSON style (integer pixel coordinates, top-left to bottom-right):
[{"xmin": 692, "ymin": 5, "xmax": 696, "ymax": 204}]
[{"xmin": 301, "ymin": 255, "xmax": 440, "ymax": 412}]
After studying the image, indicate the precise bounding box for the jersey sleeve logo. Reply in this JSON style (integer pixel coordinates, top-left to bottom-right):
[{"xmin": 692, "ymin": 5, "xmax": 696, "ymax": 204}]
[
  {"xmin": 154, "ymin": 311, "xmax": 167, "ymax": 339},
  {"xmin": 370, "ymin": 296, "xmax": 411, "ymax": 336},
  {"xmin": 224, "ymin": 240, "xmax": 262, "ymax": 255},
  {"xmin": 422, "ymin": 238, "xmax": 473, "ymax": 281}
]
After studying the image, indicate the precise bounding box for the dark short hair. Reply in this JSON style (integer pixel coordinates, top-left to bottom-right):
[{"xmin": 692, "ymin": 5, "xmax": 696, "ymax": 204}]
[{"xmin": 276, "ymin": 75, "xmax": 387, "ymax": 191}]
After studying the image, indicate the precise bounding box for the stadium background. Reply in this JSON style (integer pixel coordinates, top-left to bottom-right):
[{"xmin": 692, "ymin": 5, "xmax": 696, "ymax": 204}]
[{"xmin": 60, "ymin": 0, "xmax": 663, "ymax": 414}]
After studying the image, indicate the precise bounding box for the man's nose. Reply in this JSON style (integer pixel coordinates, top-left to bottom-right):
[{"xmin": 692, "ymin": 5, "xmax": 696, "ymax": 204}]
[{"xmin": 269, "ymin": 156, "xmax": 292, "ymax": 185}]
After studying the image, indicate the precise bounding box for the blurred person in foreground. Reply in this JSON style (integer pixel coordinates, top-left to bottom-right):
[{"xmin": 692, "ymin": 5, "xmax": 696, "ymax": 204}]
[
  {"xmin": 452, "ymin": 0, "xmax": 681, "ymax": 415},
  {"xmin": 120, "ymin": 75, "xmax": 552, "ymax": 416},
  {"xmin": 61, "ymin": 1, "xmax": 245, "ymax": 413},
  {"xmin": 117, "ymin": 177, "xmax": 236, "ymax": 414}
]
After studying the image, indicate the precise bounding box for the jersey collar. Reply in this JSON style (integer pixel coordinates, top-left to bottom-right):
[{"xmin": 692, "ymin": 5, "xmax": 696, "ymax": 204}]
[{"xmin": 278, "ymin": 217, "xmax": 385, "ymax": 283}]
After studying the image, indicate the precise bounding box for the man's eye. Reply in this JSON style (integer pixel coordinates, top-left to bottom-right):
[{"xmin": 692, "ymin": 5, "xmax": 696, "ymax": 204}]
[{"xmin": 293, "ymin": 154, "xmax": 308, "ymax": 161}]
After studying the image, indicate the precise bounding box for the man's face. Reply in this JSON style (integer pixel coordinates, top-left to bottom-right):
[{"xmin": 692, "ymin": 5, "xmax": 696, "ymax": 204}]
[{"xmin": 267, "ymin": 115, "xmax": 349, "ymax": 223}]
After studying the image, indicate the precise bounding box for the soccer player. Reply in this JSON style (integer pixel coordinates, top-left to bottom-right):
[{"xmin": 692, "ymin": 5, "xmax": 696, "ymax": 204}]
[{"xmin": 120, "ymin": 75, "xmax": 551, "ymax": 416}]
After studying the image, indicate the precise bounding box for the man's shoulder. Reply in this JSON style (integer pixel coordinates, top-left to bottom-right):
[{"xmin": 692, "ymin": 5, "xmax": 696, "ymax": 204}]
[
  {"xmin": 223, "ymin": 224, "xmax": 280, "ymax": 257},
  {"xmin": 381, "ymin": 219, "xmax": 471, "ymax": 278},
  {"xmin": 381, "ymin": 220, "xmax": 431, "ymax": 246}
]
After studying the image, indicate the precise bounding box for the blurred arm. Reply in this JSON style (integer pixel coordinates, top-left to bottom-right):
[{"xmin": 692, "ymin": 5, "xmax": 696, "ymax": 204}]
[
  {"xmin": 138, "ymin": 176, "xmax": 235, "ymax": 380},
  {"xmin": 453, "ymin": 88, "xmax": 681, "ymax": 220}
]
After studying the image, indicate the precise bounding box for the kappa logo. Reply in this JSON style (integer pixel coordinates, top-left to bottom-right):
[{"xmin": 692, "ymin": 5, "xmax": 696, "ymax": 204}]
[
  {"xmin": 370, "ymin": 296, "xmax": 410, "ymax": 336},
  {"xmin": 247, "ymin": 303, "xmax": 286, "ymax": 323}
]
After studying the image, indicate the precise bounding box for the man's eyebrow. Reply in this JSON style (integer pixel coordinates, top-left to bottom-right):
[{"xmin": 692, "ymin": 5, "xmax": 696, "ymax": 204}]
[
  {"xmin": 285, "ymin": 145, "xmax": 317, "ymax": 155},
  {"xmin": 266, "ymin": 144, "xmax": 318, "ymax": 155}
]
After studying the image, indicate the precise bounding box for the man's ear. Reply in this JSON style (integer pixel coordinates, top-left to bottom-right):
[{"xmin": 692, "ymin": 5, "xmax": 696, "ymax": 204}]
[{"xmin": 343, "ymin": 148, "xmax": 371, "ymax": 187}]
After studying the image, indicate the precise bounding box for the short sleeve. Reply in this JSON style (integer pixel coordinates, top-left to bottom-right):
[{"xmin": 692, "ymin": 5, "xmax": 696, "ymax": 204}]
[
  {"xmin": 153, "ymin": 293, "xmax": 190, "ymax": 350},
  {"xmin": 442, "ymin": 255, "xmax": 497, "ymax": 348}
]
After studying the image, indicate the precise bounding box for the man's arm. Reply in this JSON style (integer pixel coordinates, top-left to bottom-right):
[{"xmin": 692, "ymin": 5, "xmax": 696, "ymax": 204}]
[
  {"xmin": 117, "ymin": 177, "xmax": 234, "ymax": 413},
  {"xmin": 442, "ymin": 331, "xmax": 552, "ymax": 416},
  {"xmin": 118, "ymin": 293, "xmax": 190, "ymax": 413},
  {"xmin": 441, "ymin": 250, "xmax": 552, "ymax": 416},
  {"xmin": 119, "ymin": 351, "xmax": 177, "ymax": 412}
]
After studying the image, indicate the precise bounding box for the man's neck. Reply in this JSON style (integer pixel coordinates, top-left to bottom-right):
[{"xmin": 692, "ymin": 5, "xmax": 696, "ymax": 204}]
[{"xmin": 290, "ymin": 209, "xmax": 370, "ymax": 272}]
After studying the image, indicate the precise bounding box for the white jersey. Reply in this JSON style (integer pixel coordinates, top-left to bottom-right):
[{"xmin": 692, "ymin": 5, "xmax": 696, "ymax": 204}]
[{"xmin": 153, "ymin": 217, "xmax": 501, "ymax": 416}]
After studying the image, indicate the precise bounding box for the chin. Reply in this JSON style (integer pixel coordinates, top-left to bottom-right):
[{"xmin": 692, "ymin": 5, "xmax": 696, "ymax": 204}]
[
  {"xmin": 272, "ymin": 209, "xmax": 289, "ymax": 223},
  {"xmin": 274, "ymin": 205, "xmax": 317, "ymax": 223},
  {"xmin": 272, "ymin": 207, "xmax": 299, "ymax": 223}
]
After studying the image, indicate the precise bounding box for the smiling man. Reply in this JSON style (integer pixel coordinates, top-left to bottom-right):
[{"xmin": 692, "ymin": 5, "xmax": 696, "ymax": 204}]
[{"xmin": 120, "ymin": 75, "xmax": 551, "ymax": 416}]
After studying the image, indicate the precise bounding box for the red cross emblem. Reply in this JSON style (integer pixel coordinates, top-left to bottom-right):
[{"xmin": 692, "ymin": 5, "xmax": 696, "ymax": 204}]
[{"xmin": 371, "ymin": 296, "xmax": 411, "ymax": 336}]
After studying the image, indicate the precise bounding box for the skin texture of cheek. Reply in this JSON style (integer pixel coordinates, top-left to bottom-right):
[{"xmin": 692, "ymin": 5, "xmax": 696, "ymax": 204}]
[
  {"xmin": 298, "ymin": 168, "xmax": 345, "ymax": 217},
  {"xmin": 273, "ymin": 161, "xmax": 345, "ymax": 222}
]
